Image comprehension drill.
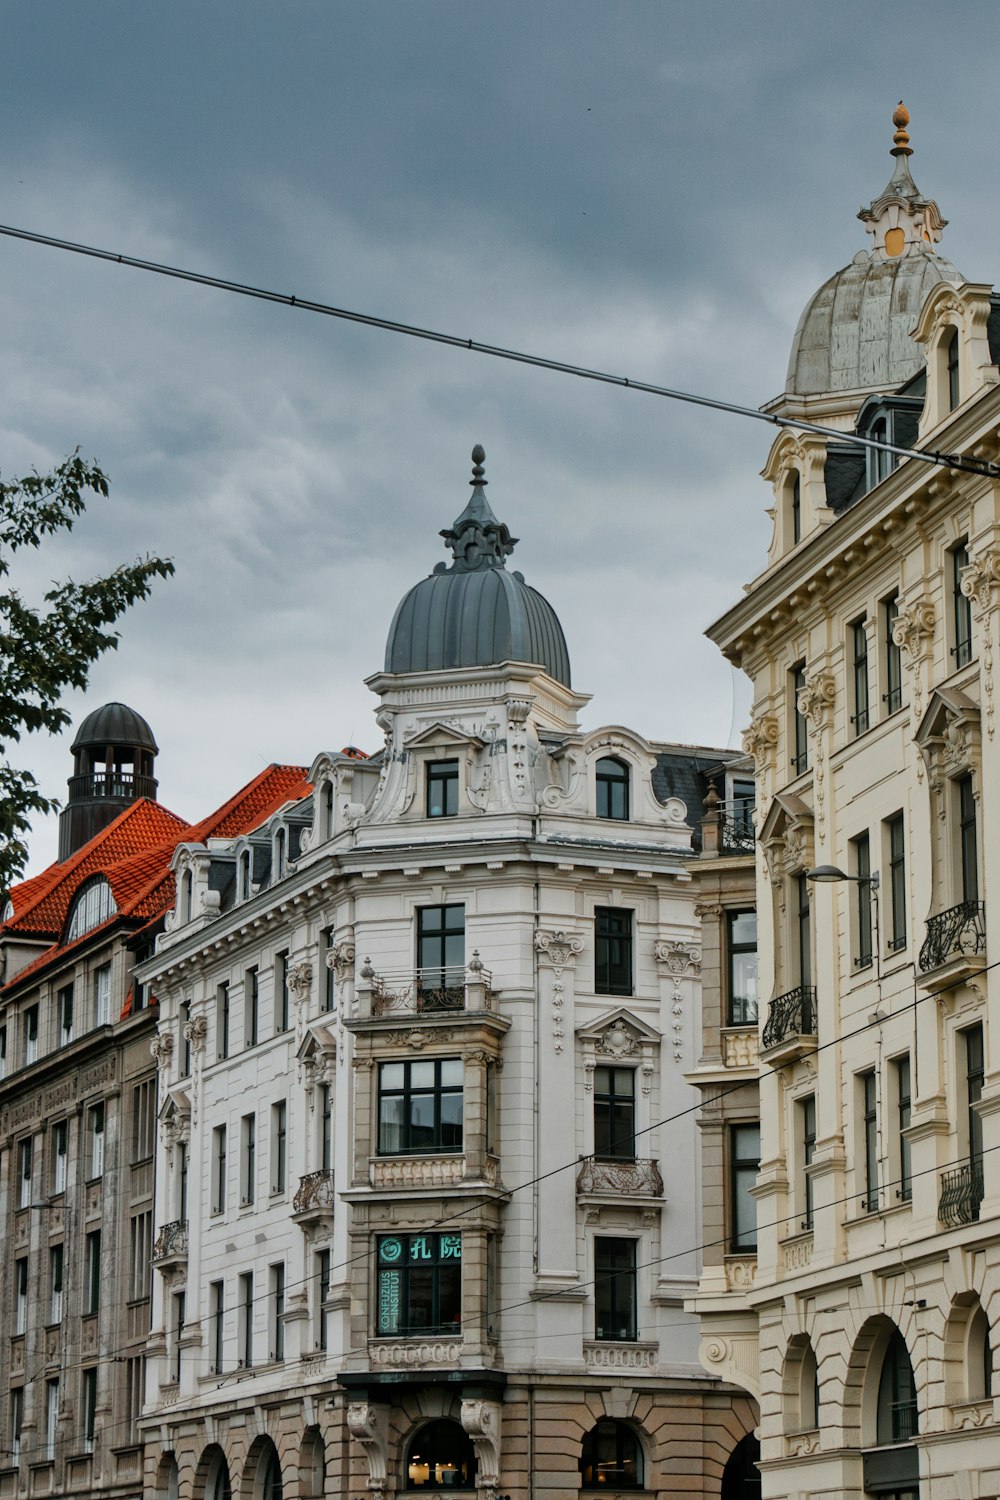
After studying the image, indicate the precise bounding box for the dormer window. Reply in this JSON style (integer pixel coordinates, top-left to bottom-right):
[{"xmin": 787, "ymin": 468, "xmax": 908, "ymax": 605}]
[
  {"xmin": 274, "ymin": 828, "xmax": 287, "ymax": 882},
  {"xmin": 239, "ymin": 850, "xmax": 252, "ymax": 902},
  {"xmin": 66, "ymin": 879, "xmax": 117, "ymax": 941},
  {"xmin": 596, "ymin": 757, "xmax": 630, "ymax": 821},
  {"xmin": 869, "ymin": 416, "xmax": 893, "ymax": 486},
  {"xmin": 426, "ymin": 760, "xmax": 459, "ymax": 818},
  {"xmin": 946, "ymin": 326, "xmax": 960, "ymax": 411},
  {"xmin": 790, "ymin": 473, "xmax": 801, "ymax": 545}
]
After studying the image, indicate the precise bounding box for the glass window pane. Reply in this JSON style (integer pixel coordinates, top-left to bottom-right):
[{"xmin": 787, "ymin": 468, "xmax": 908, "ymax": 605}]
[
  {"xmin": 409, "ymin": 1061, "xmax": 435, "ymax": 1090},
  {"xmin": 439, "ymin": 1094, "xmax": 463, "ymax": 1147},
  {"xmin": 381, "ymin": 1063, "xmax": 405, "ymax": 1091},
  {"xmin": 379, "ymin": 1098, "xmax": 405, "ymax": 1154},
  {"xmin": 440, "ymin": 1059, "xmax": 464, "ymax": 1088}
]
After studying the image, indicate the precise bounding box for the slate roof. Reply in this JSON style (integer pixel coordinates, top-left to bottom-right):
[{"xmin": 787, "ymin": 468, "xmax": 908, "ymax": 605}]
[{"xmin": 652, "ymin": 744, "xmax": 744, "ymax": 851}]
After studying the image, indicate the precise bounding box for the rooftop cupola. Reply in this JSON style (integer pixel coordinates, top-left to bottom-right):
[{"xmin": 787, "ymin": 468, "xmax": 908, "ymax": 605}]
[
  {"xmin": 857, "ymin": 102, "xmax": 947, "ymax": 261},
  {"xmin": 383, "ymin": 445, "xmax": 572, "ymax": 686},
  {"xmin": 58, "ymin": 701, "xmax": 160, "ymax": 860}
]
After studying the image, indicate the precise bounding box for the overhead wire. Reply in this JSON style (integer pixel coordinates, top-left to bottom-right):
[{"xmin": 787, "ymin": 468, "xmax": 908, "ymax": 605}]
[{"xmin": 0, "ymin": 221, "xmax": 997, "ymax": 480}]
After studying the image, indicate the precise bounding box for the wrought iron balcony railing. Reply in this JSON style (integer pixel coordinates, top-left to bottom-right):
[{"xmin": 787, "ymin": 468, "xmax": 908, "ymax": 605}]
[
  {"xmin": 293, "ymin": 1168, "xmax": 335, "ymax": 1216},
  {"xmin": 719, "ymin": 800, "xmax": 756, "ymax": 855},
  {"xmin": 762, "ymin": 985, "xmax": 817, "ymax": 1050},
  {"xmin": 68, "ymin": 771, "xmax": 158, "ymax": 802},
  {"xmin": 938, "ymin": 1160, "xmax": 984, "ymax": 1227},
  {"xmin": 361, "ymin": 956, "xmax": 494, "ymax": 1017},
  {"xmin": 151, "ymin": 1219, "xmax": 188, "ymax": 1262},
  {"xmin": 918, "ymin": 900, "xmax": 986, "ymax": 973},
  {"xmin": 576, "ymin": 1157, "xmax": 664, "ymax": 1197}
]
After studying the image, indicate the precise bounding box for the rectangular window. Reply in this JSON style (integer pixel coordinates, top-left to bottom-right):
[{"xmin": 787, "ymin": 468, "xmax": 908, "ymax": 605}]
[
  {"xmin": 58, "ymin": 984, "xmax": 74, "ymax": 1046},
  {"xmin": 883, "ymin": 592, "xmax": 903, "ymax": 715},
  {"xmin": 594, "ymin": 1066, "xmax": 635, "ymax": 1160},
  {"xmin": 316, "ymin": 1248, "xmax": 331, "ymax": 1351},
  {"xmin": 958, "ymin": 772, "xmax": 979, "ymax": 902},
  {"xmin": 965, "ymin": 1024, "xmax": 985, "ymax": 1167},
  {"xmin": 180, "ymin": 999, "xmax": 191, "ymax": 1078},
  {"xmin": 726, "ymin": 910, "xmax": 758, "ymax": 1025},
  {"xmin": 46, "ymin": 1377, "xmax": 59, "ymax": 1460},
  {"xmin": 376, "ymin": 1231, "xmax": 462, "ymax": 1337},
  {"xmin": 131, "ymin": 1079, "xmax": 156, "ymax": 1163},
  {"xmin": 212, "ymin": 1125, "xmax": 228, "ymax": 1214},
  {"xmin": 594, "ymin": 1237, "xmax": 637, "ymax": 1342},
  {"xmin": 270, "ymin": 1263, "xmax": 285, "ymax": 1361},
  {"xmin": 852, "ymin": 832, "xmax": 873, "ymax": 968},
  {"xmin": 851, "ymin": 617, "xmax": 870, "ymax": 736},
  {"xmin": 87, "ymin": 1102, "xmax": 105, "ymax": 1180},
  {"xmin": 595, "ymin": 907, "xmax": 633, "ymax": 996},
  {"xmin": 426, "ymin": 759, "xmax": 459, "ymax": 818},
  {"xmin": 952, "ymin": 542, "xmax": 973, "ymax": 668},
  {"xmin": 322, "ymin": 928, "xmax": 336, "ymax": 1012},
  {"xmin": 791, "ymin": 662, "xmax": 809, "ymax": 775},
  {"xmin": 172, "ymin": 1291, "xmax": 185, "ymax": 1383},
  {"xmin": 796, "ymin": 874, "xmax": 812, "ymax": 990},
  {"xmin": 17, "ymin": 1137, "xmax": 32, "ymax": 1210},
  {"xmin": 894, "ymin": 1055, "xmax": 912, "ymax": 1204},
  {"xmin": 416, "ymin": 904, "xmax": 465, "ymax": 1000},
  {"xmin": 85, "ymin": 1230, "xmax": 101, "ymax": 1314},
  {"xmin": 216, "ymin": 982, "xmax": 230, "ymax": 1060},
  {"xmin": 82, "ymin": 1368, "xmax": 97, "ymax": 1453},
  {"xmin": 320, "ymin": 1083, "xmax": 332, "ymax": 1172},
  {"xmin": 861, "ymin": 1071, "xmax": 879, "ymax": 1212},
  {"xmin": 239, "ymin": 1272, "xmax": 254, "ymax": 1368},
  {"xmin": 52, "ymin": 1120, "xmax": 68, "ymax": 1195},
  {"xmin": 885, "ymin": 812, "xmax": 906, "ymax": 951},
  {"xmin": 210, "ymin": 1281, "xmax": 225, "ymax": 1374},
  {"xmin": 124, "ymin": 1355, "xmax": 145, "ymax": 1442},
  {"xmin": 241, "ymin": 1114, "xmax": 256, "ymax": 1206},
  {"xmin": 275, "ymin": 952, "xmax": 290, "ymax": 1034},
  {"xmin": 245, "ymin": 968, "xmax": 259, "ymax": 1047},
  {"xmin": 129, "ymin": 1211, "xmax": 153, "ymax": 1301},
  {"xmin": 9, "ymin": 1388, "xmax": 23, "ymax": 1463},
  {"xmin": 271, "ymin": 1101, "xmax": 287, "ymax": 1194},
  {"xmin": 177, "ymin": 1141, "xmax": 188, "ymax": 1220},
  {"xmin": 93, "ymin": 963, "xmax": 111, "ymax": 1027},
  {"xmin": 24, "ymin": 1005, "xmax": 38, "ymax": 1067},
  {"xmin": 730, "ymin": 1123, "xmax": 761, "ymax": 1252},
  {"xmin": 49, "ymin": 1245, "xmax": 64, "ymax": 1324},
  {"xmin": 596, "ymin": 757, "xmax": 630, "ymax": 820},
  {"xmin": 15, "ymin": 1257, "xmax": 28, "ymax": 1334},
  {"xmin": 0, "ymin": 1024, "xmax": 6, "ymax": 1079},
  {"xmin": 800, "ymin": 1095, "xmax": 816, "ymax": 1231},
  {"xmin": 791, "ymin": 472, "xmax": 801, "ymax": 544},
  {"xmin": 378, "ymin": 1059, "xmax": 463, "ymax": 1155}
]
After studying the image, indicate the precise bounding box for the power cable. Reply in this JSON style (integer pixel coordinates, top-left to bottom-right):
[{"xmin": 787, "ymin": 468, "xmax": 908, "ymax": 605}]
[{"xmin": 0, "ymin": 221, "xmax": 997, "ymax": 480}]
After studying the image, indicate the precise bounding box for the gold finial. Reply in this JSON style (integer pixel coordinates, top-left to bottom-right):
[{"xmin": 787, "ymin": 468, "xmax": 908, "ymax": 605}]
[{"xmin": 891, "ymin": 101, "xmax": 912, "ymax": 157}]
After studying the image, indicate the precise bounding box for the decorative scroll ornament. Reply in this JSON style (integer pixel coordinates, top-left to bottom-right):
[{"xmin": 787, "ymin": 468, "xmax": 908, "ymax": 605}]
[
  {"xmin": 796, "ymin": 671, "xmax": 836, "ymax": 735},
  {"xmin": 534, "ymin": 929, "xmax": 583, "ymax": 1054},
  {"xmin": 150, "ymin": 1032, "xmax": 174, "ymax": 1066},
  {"xmin": 962, "ymin": 551, "xmax": 1000, "ymax": 737},
  {"xmin": 287, "ymin": 959, "xmax": 313, "ymax": 1001},
  {"xmin": 892, "ymin": 597, "xmax": 935, "ymax": 730},
  {"xmin": 346, "ymin": 1402, "xmax": 390, "ymax": 1500},
  {"xmin": 182, "ymin": 1014, "xmax": 207, "ymax": 1053},
  {"xmin": 460, "ymin": 1398, "xmax": 502, "ymax": 1498},
  {"xmin": 741, "ymin": 712, "xmax": 779, "ymax": 805},
  {"xmin": 596, "ymin": 1020, "xmax": 638, "ymax": 1058},
  {"xmin": 654, "ymin": 939, "xmax": 702, "ymax": 976},
  {"xmin": 328, "ymin": 940, "xmax": 356, "ymax": 982}
]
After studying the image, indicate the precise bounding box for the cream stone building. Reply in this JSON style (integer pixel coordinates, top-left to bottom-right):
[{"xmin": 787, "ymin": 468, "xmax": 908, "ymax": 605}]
[
  {"xmin": 137, "ymin": 448, "xmax": 757, "ymax": 1500},
  {"xmin": 705, "ymin": 106, "xmax": 1000, "ymax": 1499}
]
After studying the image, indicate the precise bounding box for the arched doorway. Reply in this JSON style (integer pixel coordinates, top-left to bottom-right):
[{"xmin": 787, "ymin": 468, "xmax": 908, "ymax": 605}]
[
  {"xmin": 721, "ymin": 1434, "xmax": 761, "ymax": 1500},
  {"xmin": 405, "ymin": 1420, "xmax": 476, "ymax": 1489}
]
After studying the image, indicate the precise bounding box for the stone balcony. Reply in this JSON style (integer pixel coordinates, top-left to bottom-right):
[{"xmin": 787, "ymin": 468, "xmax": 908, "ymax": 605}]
[
  {"xmin": 151, "ymin": 1219, "xmax": 188, "ymax": 1270},
  {"xmin": 370, "ymin": 1153, "xmax": 501, "ymax": 1191},
  {"xmin": 721, "ymin": 1026, "xmax": 759, "ymax": 1070},
  {"xmin": 761, "ymin": 985, "xmax": 817, "ymax": 1064},
  {"xmin": 576, "ymin": 1157, "xmax": 664, "ymax": 1204},
  {"xmin": 918, "ymin": 900, "xmax": 986, "ymax": 987},
  {"xmin": 292, "ymin": 1168, "xmax": 335, "ymax": 1228}
]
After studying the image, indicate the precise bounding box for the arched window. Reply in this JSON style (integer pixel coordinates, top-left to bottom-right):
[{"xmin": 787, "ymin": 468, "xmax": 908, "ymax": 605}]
[
  {"xmin": 205, "ymin": 1453, "xmax": 232, "ymax": 1500},
  {"xmin": 789, "ymin": 471, "xmax": 802, "ymax": 545},
  {"xmin": 946, "ymin": 326, "xmax": 960, "ymax": 411},
  {"xmin": 298, "ymin": 1428, "xmax": 326, "ymax": 1498},
  {"xmin": 324, "ymin": 780, "xmax": 335, "ymax": 841},
  {"xmin": 579, "ymin": 1420, "xmax": 643, "ymax": 1489},
  {"xmin": 800, "ymin": 1342, "xmax": 819, "ymax": 1429},
  {"xmin": 968, "ymin": 1305, "xmax": 993, "ymax": 1401},
  {"xmin": 721, "ymin": 1434, "xmax": 761, "ymax": 1500},
  {"xmin": 275, "ymin": 828, "xmax": 287, "ymax": 882},
  {"xmin": 239, "ymin": 850, "xmax": 252, "ymax": 902},
  {"xmin": 405, "ymin": 1420, "xmax": 476, "ymax": 1489},
  {"xmin": 876, "ymin": 1330, "xmax": 918, "ymax": 1443},
  {"xmin": 596, "ymin": 758, "xmax": 630, "ymax": 821},
  {"xmin": 66, "ymin": 879, "xmax": 118, "ymax": 941},
  {"xmin": 182, "ymin": 869, "xmax": 193, "ymax": 923},
  {"xmin": 260, "ymin": 1449, "xmax": 283, "ymax": 1500}
]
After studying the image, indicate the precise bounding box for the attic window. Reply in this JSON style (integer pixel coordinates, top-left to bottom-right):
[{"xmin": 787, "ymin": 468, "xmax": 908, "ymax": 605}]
[
  {"xmin": 946, "ymin": 327, "xmax": 960, "ymax": 411},
  {"xmin": 66, "ymin": 879, "xmax": 117, "ymax": 941}
]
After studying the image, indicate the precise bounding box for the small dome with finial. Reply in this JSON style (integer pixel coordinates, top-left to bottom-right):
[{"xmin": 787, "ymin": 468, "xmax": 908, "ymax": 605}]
[
  {"xmin": 383, "ymin": 446, "xmax": 571, "ymax": 686},
  {"xmin": 781, "ymin": 103, "xmax": 962, "ymax": 411}
]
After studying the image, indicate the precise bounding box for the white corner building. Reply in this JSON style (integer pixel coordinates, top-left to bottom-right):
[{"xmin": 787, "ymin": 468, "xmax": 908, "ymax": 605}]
[{"xmin": 138, "ymin": 447, "xmax": 757, "ymax": 1500}]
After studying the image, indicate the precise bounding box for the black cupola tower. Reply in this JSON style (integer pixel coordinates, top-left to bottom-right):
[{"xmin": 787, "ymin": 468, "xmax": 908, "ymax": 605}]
[{"xmin": 58, "ymin": 702, "xmax": 159, "ymax": 860}]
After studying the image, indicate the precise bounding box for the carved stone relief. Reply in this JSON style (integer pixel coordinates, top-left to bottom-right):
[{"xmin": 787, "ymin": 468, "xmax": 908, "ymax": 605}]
[
  {"xmin": 654, "ymin": 940, "xmax": 701, "ymax": 1064},
  {"xmin": 892, "ymin": 596, "xmax": 935, "ymax": 730},
  {"xmin": 961, "ymin": 550, "xmax": 1000, "ymax": 737},
  {"xmin": 534, "ymin": 929, "xmax": 583, "ymax": 1054}
]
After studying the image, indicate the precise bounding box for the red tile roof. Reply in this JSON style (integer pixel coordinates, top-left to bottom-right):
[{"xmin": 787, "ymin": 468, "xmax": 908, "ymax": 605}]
[{"xmin": 2, "ymin": 764, "xmax": 311, "ymax": 993}]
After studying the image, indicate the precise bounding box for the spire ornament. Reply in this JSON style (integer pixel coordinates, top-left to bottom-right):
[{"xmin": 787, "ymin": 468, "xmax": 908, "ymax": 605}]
[
  {"xmin": 857, "ymin": 100, "xmax": 946, "ymax": 261},
  {"xmin": 437, "ymin": 444, "xmax": 519, "ymax": 574}
]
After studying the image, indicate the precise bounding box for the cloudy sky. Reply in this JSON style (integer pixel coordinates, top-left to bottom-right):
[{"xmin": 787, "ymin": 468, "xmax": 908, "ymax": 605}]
[{"xmin": 4, "ymin": 2, "xmax": 998, "ymax": 875}]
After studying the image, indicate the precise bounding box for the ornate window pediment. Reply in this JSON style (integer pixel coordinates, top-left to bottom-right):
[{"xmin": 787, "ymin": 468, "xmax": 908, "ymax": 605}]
[
  {"xmin": 404, "ymin": 721, "xmax": 486, "ymax": 753},
  {"xmin": 576, "ymin": 1006, "xmax": 661, "ymax": 1054},
  {"xmin": 914, "ymin": 686, "xmax": 981, "ymax": 788},
  {"xmin": 759, "ymin": 790, "xmax": 815, "ymax": 879}
]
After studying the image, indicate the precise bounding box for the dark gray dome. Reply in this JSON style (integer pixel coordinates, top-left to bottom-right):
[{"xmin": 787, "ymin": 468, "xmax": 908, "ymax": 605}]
[
  {"xmin": 384, "ymin": 446, "xmax": 571, "ymax": 687},
  {"xmin": 71, "ymin": 701, "xmax": 158, "ymax": 754}
]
